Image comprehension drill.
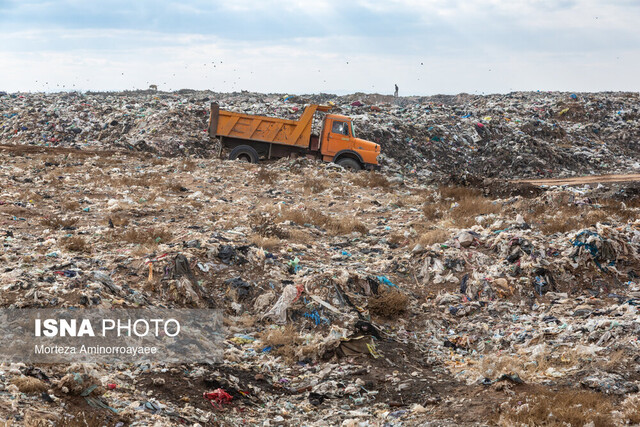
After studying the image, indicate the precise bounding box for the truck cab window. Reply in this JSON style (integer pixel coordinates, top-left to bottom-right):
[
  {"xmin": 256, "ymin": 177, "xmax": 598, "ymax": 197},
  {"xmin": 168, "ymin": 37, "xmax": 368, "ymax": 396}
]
[{"xmin": 331, "ymin": 121, "xmax": 345, "ymax": 134}]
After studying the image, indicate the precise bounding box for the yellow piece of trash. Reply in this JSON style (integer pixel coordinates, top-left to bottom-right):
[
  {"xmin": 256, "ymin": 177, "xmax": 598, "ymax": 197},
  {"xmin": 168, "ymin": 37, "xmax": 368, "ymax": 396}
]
[
  {"xmin": 367, "ymin": 343, "xmax": 380, "ymax": 359},
  {"xmin": 559, "ymin": 108, "xmax": 570, "ymax": 115}
]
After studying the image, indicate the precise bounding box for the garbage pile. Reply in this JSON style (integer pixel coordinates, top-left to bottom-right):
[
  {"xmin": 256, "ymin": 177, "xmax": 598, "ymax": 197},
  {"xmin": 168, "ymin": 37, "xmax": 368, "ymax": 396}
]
[
  {"xmin": 2, "ymin": 90, "xmax": 640, "ymax": 179},
  {"xmin": 2, "ymin": 142, "xmax": 640, "ymax": 425}
]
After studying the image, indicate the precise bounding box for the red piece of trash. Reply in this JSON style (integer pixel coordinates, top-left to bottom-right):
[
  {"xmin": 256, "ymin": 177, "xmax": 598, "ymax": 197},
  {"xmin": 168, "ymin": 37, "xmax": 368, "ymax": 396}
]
[
  {"xmin": 107, "ymin": 383, "xmax": 117, "ymax": 390},
  {"xmin": 203, "ymin": 388, "xmax": 233, "ymax": 409}
]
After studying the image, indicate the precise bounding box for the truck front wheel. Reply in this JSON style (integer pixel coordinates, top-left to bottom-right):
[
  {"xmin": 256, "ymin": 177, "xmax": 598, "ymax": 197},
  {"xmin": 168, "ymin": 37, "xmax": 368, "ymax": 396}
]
[
  {"xmin": 229, "ymin": 145, "xmax": 259, "ymax": 163},
  {"xmin": 336, "ymin": 158, "xmax": 362, "ymax": 171}
]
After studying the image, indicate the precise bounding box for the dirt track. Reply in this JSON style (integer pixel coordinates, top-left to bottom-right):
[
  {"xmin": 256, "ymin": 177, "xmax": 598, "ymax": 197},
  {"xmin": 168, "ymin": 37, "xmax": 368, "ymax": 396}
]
[{"xmin": 515, "ymin": 173, "xmax": 640, "ymax": 186}]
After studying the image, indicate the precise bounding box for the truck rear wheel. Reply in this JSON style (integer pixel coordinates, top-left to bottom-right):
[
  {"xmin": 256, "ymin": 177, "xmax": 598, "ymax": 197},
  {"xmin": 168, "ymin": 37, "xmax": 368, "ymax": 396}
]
[
  {"xmin": 229, "ymin": 145, "xmax": 259, "ymax": 163},
  {"xmin": 336, "ymin": 158, "xmax": 362, "ymax": 171}
]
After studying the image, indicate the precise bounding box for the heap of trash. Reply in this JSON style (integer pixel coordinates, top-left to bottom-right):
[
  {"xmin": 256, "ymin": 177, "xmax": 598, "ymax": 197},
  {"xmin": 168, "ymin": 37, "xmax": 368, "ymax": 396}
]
[{"xmin": 2, "ymin": 90, "xmax": 640, "ymax": 180}]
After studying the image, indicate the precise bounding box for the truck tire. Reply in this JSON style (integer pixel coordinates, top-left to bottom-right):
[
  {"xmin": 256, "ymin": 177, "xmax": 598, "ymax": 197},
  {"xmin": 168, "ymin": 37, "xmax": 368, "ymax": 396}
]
[
  {"xmin": 336, "ymin": 157, "xmax": 362, "ymax": 171},
  {"xmin": 229, "ymin": 145, "xmax": 259, "ymax": 163}
]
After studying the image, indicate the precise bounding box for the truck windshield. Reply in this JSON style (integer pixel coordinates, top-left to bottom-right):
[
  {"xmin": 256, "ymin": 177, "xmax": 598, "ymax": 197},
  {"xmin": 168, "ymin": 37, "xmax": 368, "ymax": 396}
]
[{"xmin": 331, "ymin": 121, "xmax": 351, "ymax": 136}]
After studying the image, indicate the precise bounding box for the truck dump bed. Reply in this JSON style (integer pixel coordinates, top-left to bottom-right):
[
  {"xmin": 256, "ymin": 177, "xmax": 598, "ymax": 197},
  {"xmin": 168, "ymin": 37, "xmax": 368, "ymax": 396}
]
[{"xmin": 209, "ymin": 103, "xmax": 331, "ymax": 148}]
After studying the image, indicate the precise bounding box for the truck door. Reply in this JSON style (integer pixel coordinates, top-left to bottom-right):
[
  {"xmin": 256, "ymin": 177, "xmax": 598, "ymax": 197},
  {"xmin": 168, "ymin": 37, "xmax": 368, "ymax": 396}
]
[{"xmin": 324, "ymin": 119, "xmax": 352, "ymax": 156}]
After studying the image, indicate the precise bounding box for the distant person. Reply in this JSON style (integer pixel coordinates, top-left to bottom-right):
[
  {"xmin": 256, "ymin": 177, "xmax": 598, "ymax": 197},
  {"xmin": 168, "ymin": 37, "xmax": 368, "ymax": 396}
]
[{"xmin": 394, "ymin": 84, "xmax": 399, "ymax": 97}]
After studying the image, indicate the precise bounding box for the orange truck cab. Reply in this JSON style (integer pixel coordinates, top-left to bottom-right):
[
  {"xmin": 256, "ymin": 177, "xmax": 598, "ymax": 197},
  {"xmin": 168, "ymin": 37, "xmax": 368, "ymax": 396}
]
[{"xmin": 208, "ymin": 103, "xmax": 381, "ymax": 171}]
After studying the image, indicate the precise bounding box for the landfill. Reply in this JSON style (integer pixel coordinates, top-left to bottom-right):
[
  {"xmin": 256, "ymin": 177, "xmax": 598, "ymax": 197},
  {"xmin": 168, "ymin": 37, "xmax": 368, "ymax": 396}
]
[{"xmin": 1, "ymin": 90, "xmax": 640, "ymax": 425}]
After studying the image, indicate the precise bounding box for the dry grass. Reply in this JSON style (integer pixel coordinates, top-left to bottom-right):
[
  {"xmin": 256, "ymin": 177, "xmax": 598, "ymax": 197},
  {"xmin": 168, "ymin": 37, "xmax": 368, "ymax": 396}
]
[
  {"xmin": 279, "ymin": 207, "xmax": 368, "ymax": 235},
  {"xmin": 164, "ymin": 181, "xmax": 188, "ymax": 192},
  {"xmin": 302, "ymin": 176, "xmax": 329, "ymax": 194},
  {"xmin": 419, "ymin": 186, "xmax": 502, "ymax": 227},
  {"xmin": 56, "ymin": 411, "xmax": 114, "ymax": 427},
  {"xmin": 497, "ymin": 388, "xmax": 615, "ymax": 427},
  {"xmin": 109, "ymin": 213, "xmax": 129, "ymax": 227},
  {"xmin": 41, "ymin": 215, "xmax": 78, "ymax": 229},
  {"xmin": 328, "ymin": 217, "xmax": 368, "ymax": 235},
  {"xmin": 387, "ymin": 232, "xmax": 409, "ymax": 247},
  {"xmin": 249, "ymin": 234, "xmax": 281, "ymax": 250},
  {"xmin": 259, "ymin": 325, "xmax": 314, "ymax": 362},
  {"xmin": 181, "ymin": 158, "xmax": 196, "ymax": 171},
  {"xmin": 416, "ymin": 229, "xmax": 449, "ymax": 246},
  {"xmin": 368, "ymin": 288, "xmax": 409, "ymax": 318},
  {"xmin": 440, "ymin": 185, "xmax": 482, "ymax": 199},
  {"xmin": 525, "ymin": 197, "xmax": 636, "ymax": 234},
  {"xmin": 249, "ymin": 212, "xmax": 290, "ymax": 239},
  {"xmin": 62, "ymin": 236, "xmax": 91, "ymax": 253},
  {"xmin": 113, "ymin": 175, "xmax": 153, "ymax": 188},
  {"xmin": 423, "ymin": 202, "xmax": 445, "ymax": 221},
  {"xmin": 110, "ymin": 227, "xmax": 173, "ymax": 245},
  {"xmin": 287, "ymin": 229, "xmax": 312, "ymax": 244},
  {"xmin": 62, "ymin": 200, "xmax": 80, "ymax": 212},
  {"xmin": 350, "ymin": 171, "xmax": 391, "ymax": 189},
  {"xmin": 12, "ymin": 376, "xmax": 48, "ymax": 393},
  {"xmin": 256, "ymin": 167, "xmax": 279, "ymax": 184},
  {"xmin": 449, "ymin": 195, "xmax": 501, "ymax": 228}
]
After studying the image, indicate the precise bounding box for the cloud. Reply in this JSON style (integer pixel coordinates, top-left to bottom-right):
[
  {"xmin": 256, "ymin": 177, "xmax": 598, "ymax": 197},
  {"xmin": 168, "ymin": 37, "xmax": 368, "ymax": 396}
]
[{"xmin": 0, "ymin": 0, "xmax": 638, "ymax": 94}]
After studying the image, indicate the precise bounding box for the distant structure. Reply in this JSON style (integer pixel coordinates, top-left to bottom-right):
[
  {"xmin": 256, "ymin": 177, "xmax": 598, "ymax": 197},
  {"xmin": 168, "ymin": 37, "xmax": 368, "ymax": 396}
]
[
  {"xmin": 394, "ymin": 84, "xmax": 398, "ymax": 98},
  {"xmin": 149, "ymin": 84, "xmax": 158, "ymax": 91}
]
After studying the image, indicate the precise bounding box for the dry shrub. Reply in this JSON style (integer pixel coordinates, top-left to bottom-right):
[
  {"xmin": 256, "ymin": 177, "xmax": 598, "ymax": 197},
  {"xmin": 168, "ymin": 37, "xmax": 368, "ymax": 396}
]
[
  {"xmin": 303, "ymin": 176, "xmax": 329, "ymax": 193},
  {"xmin": 259, "ymin": 326, "xmax": 313, "ymax": 362},
  {"xmin": 440, "ymin": 185, "xmax": 481, "ymax": 199},
  {"xmin": 279, "ymin": 208, "xmax": 367, "ymax": 235},
  {"xmin": 387, "ymin": 232, "xmax": 408, "ymax": 247},
  {"xmin": 56, "ymin": 411, "xmax": 115, "ymax": 427},
  {"xmin": 249, "ymin": 212, "xmax": 290, "ymax": 239},
  {"xmin": 112, "ymin": 227, "xmax": 173, "ymax": 245},
  {"xmin": 620, "ymin": 393, "xmax": 640, "ymax": 424},
  {"xmin": 603, "ymin": 349, "xmax": 626, "ymax": 371},
  {"xmin": 63, "ymin": 236, "xmax": 91, "ymax": 253},
  {"xmin": 249, "ymin": 234, "xmax": 281, "ymax": 250},
  {"xmin": 190, "ymin": 200, "xmax": 204, "ymax": 209},
  {"xmin": 287, "ymin": 229, "xmax": 312, "ymax": 244},
  {"xmin": 479, "ymin": 354, "xmax": 525, "ymax": 380},
  {"xmin": 600, "ymin": 200, "xmax": 636, "ymax": 222},
  {"xmin": 164, "ymin": 181, "xmax": 188, "ymax": 192},
  {"xmin": 327, "ymin": 217, "xmax": 368, "ymax": 235},
  {"xmin": 109, "ymin": 213, "xmax": 129, "ymax": 227},
  {"xmin": 416, "ymin": 229, "xmax": 449, "ymax": 246},
  {"xmin": 437, "ymin": 186, "xmax": 501, "ymax": 227},
  {"xmin": 62, "ymin": 200, "xmax": 80, "ymax": 212},
  {"xmin": 12, "ymin": 376, "xmax": 48, "ymax": 393},
  {"xmin": 181, "ymin": 158, "xmax": 196, "ymax": 171},
  {"xmin": 332, "ymin": 185, "xmax": 348, "ymax": 196},
  {"xmin": 423, "ymin": 202, "xmax": 445, "ymax": 221},
  {"xmin": 113, "ymin": 176, "xmax": 150, "ymax": 188},
  {"xmin": 27, "ymin": 191, "xmax": 43, "ymax": 202},
  {"xmin": 450, "ymin": 196, "xmax": 501, "ymax": 227},
  {"xmin": 41, "ymin": 215, "xmax": 78, "ymax": 229},
  {"xmin": 25, "ymin": 412, "xmax": 56, "ymax": 427},
  {"xmin": 537, "ymin": 204, "xmax": 614, "ymax": 234},
  {"xmin": 524, "ymin": 194, "xmax": 637, "ymax": 234},
  {"xmin": 368, "ymin": 288, "xmax": 408, "ymax": 317},
  {"xmin": 351, "ymin": 171, "xmax": 391, "ymax": 189},
  {"xmin": 256, "ymin": 167, "xmax": 279, "ymax": 184},
  {"xmin": 497, "ymin": 388, "xmax": 614, "ymax": 427},
  {"xmin": 151, "ymin": 157, "xmax": 166, "ymax": 166}
]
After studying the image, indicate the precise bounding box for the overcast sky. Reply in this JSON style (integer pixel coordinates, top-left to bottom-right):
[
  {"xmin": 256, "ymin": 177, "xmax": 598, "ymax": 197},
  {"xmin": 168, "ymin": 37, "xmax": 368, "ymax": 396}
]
[{"xmin": 0, "ymin": 0, "xmax": 638, "ymax": 95}]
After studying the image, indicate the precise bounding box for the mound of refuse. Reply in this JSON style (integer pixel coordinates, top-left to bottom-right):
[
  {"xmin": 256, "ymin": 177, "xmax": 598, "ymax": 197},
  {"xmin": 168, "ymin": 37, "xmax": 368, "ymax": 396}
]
[{"xmin": 2, "ymin": 90, "xmax": 640, "ymax": 179}]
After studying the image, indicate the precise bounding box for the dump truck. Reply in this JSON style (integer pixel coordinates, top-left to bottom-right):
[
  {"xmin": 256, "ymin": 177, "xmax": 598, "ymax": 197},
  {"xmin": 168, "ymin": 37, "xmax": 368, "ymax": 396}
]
[{"xmin": 208, "ymin": 103, "xmax": 380, "ymax": 171}]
